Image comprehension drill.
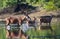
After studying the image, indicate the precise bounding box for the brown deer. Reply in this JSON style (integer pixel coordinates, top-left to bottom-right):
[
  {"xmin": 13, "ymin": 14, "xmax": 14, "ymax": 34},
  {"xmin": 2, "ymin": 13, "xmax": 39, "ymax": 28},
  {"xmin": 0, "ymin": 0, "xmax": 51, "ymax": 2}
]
[
  {"xmin": 5, "ymin": 16, "xmax": 22, "ymax": 39},
  {"xmin": 5, "ymin": 16, "xmax": 29, "ymax": 39}
]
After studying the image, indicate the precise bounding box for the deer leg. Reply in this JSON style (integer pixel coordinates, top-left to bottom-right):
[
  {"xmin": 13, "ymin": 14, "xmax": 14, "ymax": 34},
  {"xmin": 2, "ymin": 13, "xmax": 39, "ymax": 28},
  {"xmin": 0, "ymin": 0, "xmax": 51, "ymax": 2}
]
[
  {"xmin": 40, "ymin": 22, "xmax": 43, "ymax": 30},
  {"xmin": 40, "ymin": 22, "xmax": 42, "ymax": 26},
  {"xmin": 49, "ymin": 23, "xmax": 53, "ymax": 31}
]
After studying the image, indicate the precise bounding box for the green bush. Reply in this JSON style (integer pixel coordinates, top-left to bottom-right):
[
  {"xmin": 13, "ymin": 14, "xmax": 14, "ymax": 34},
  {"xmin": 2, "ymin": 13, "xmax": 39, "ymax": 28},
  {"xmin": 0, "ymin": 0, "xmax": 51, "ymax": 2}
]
[
  {"xmin": 43, "ymin": 1, "xmax": 57, "ymax": 11},
  {"xmin": 0, "ymin": 0, "xmax": 60, "ymax": 11},
  {"xmin": 55, "ymin": 1, "xmax": 60, "ymax": 8}
]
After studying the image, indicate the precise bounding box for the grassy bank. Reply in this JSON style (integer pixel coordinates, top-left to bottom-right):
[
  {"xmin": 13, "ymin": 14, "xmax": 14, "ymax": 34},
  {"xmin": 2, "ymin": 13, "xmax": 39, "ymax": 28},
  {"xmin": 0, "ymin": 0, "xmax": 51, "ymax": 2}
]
[{"xmin": 0, "ymin": 20, "xmax": 60, "ymax": 39}]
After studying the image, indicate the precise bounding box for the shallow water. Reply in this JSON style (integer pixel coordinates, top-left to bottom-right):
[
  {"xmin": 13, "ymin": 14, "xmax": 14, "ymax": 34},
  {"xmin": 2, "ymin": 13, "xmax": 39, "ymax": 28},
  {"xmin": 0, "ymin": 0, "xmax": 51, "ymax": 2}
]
[{"xmin": 0, "ymin": 17, "xmax": 60, "ymax": 39}]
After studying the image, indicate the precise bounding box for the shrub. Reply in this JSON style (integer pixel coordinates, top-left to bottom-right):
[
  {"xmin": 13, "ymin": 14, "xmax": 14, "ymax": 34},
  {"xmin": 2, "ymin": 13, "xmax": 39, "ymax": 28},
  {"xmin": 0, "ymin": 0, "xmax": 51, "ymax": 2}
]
[{"xmin": 43, "ymin": 1, "xmax": 57, "ymax": 11}]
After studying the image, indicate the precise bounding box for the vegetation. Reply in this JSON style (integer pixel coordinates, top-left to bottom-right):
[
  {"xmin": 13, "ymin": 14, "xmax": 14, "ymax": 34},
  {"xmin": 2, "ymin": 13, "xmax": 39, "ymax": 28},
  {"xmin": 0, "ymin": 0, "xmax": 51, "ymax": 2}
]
[
  {"xmin": 0, "ymin": 0, "xmax": 60, "ymax": 11},
  {"xmin": 0, "ymin": 20, "xmax": 60, "ymax": 39},
  {"xmin": 26, "ymin": 21, "xmax": 60, "ymax": 39},
  {"xmin": 0, "ymin": 25, "xmax": 6, "ymax": 39},
  {"xmin": 0, "ymin": 0, "xmax": 60, "ymax": 39}
]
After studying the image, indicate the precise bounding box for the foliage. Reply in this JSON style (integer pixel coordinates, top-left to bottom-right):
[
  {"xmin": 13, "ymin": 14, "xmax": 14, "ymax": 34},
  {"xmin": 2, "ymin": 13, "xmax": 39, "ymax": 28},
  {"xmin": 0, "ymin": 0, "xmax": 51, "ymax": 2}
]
[
  {"xmin": 54, "ymin": 0, "xmax": 60, "ymax": 8},
  {"xmin": 43, "ymin": 1, "xmax": 57, "ymax": 11},
  {"xmin": 0, "ymin": 0, "xmax": 60, "ymax": 11}
]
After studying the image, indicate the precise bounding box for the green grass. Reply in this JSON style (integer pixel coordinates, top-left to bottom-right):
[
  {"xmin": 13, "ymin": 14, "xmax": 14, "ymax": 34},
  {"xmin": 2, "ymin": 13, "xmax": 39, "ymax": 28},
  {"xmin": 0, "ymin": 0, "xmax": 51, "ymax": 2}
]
[
  {"xmin": 0, "ymin": 21, "xmax": 60, "ymax": 39},
  {"xmin": 26, "ymin": 22, "xmax": 60, "ymax": 39},
  {"xmin": 0, "ymin": 27, "xmax": 6, "ymax": 39},
  {"xmin": 26, "ymin": 28, "xmax": 53, "ymax": 39},
  {"xmin": 0, "ymin": 21, "xmax": 6, "ymax": 39}
]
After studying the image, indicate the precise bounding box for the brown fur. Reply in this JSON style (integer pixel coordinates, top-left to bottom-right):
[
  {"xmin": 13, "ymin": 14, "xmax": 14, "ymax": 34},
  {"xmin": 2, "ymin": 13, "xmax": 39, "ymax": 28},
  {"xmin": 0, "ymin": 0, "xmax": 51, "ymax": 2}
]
[{"xmin": 5, "ymin": 16, "xmax": 27, "ymax": 38}]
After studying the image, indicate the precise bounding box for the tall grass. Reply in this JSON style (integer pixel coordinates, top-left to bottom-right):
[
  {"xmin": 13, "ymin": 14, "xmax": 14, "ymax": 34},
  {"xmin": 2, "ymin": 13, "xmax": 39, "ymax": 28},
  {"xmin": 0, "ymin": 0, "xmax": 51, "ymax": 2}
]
[
  {"xmin": 0, "ymin": 25, "xmax": 6, "ymax": 39},
  {"xmin": 0, "ymin": 20, "xmax": 60, "ymax": 39},
  {"xmin": 26, "ymin": 19, "xmax": 60, "ymax": 39}
]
